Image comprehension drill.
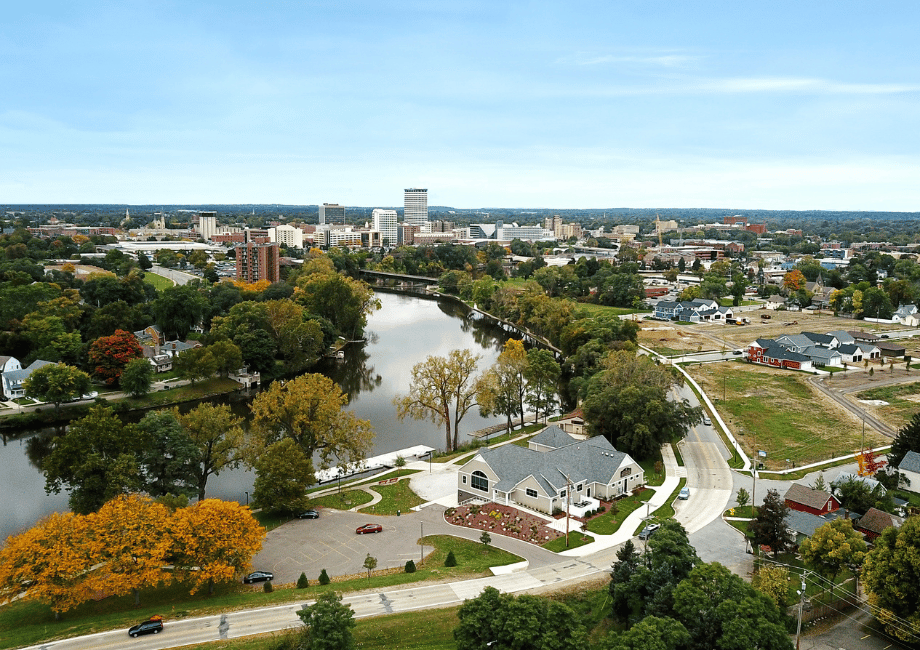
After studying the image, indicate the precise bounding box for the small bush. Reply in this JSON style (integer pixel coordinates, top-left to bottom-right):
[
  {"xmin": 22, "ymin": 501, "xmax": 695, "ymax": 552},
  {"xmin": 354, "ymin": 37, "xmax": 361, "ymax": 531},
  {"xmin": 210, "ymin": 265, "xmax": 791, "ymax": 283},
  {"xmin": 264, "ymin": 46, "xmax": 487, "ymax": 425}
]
[
  {"xmin": 318, "ymin": 569, "xmax": 330, "ymax": 585},
  {"xmin": 404, "ymin": 560, "xmax": 416, "ymax": 573},
  {"xmin": 297, "ymin": 572, "xmax": 309, "ymax": 589},
  {"xmin": 599, "ymin": 505, "xmax": 606, "ymax": 513},
  {"xmin": 445, "ymin": 550, "xmax": 457, "ymax": 567},
  {"xmin": 263, "ymin": 580, "xmax": 273, "ymax": 593}
]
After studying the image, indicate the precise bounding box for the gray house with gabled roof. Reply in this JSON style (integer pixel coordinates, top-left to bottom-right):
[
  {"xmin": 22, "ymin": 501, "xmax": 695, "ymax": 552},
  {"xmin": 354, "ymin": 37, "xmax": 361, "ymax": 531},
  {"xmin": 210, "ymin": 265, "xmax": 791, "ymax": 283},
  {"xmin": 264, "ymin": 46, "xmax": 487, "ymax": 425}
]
[
  {"xmin": 457, "ymin": 428, "xmax": 644, "ymax": 514},
  {"xmin": 897, "ymin": 450, "xmax": 920, "ymax": 495}
]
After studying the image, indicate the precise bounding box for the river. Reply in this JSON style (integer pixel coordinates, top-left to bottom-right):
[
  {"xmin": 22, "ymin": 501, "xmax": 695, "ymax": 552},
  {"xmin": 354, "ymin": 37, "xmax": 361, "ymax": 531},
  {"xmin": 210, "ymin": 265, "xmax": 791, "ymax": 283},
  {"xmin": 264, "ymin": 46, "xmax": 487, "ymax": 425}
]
[{"xmin": 0, "ymin": 291, "xmax": 515, "ymax": 541}]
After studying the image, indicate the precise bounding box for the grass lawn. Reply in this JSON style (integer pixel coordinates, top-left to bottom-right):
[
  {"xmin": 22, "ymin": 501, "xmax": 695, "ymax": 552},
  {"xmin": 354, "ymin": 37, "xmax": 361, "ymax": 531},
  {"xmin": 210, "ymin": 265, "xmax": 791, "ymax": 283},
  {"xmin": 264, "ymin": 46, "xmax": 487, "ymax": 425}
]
[
  {"xmin": 689, "ymin": 363, "xmax": 888, "ymax": 470},
  {"xmin": 361, "ymin": 481, "xmax": 425, "ymax": 516},
  {"xmin": 0, "ymin": 536, "xmax": 520, "ymax": 650},
  {"xmin": 587, "ymin": 490, "xmax": 653, "ymax": 535},
  {"xmin": 119, "ymin": 378, "xmax": 243, "ymax": 409},
  {"xmin": 142, "ymin": 271, "xmax": 174, "ymax": 291},
  {"xmin": 542, "ymin": 531, "xmax": 593, "ymax": 552},
  {"xmin": 433, "ymin": 424, "xmax": 544, "ymax": 463},
  {"xmin": 575, "ymin": 303, "xmax": 650, "ymax": 317},
  {"xmin": 638, "ymin": 453, "xmax": 666, "ymax": 486},
  {"xmin": 308, "ymin": 489, "xmax": 375, "ymax": 511}
]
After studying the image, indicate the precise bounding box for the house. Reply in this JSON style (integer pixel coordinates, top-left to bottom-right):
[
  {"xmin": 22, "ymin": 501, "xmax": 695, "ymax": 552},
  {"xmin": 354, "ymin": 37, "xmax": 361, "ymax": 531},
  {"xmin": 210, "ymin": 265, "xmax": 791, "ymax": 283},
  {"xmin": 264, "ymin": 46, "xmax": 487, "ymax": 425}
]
[
  {"xmin": 855, "ymin": 507, "xmax": 901, "ymax": 542},
  {"xmin": 849, "ymin": 330, "xmax": 881, "ymax": 344},
  {"xmin": 892, "ymin": 304, "xmax": 918, "ymax": 324},
  {"xmin": 877, "ymin": 342, "xmax": 906, "ymax": 358},
  {"xmin": 827, "ymin": 330, "xmax": 855, "ymax": 346},
  {"xmin": 457, "ymin": 428, "xmax": 644, "ymax": 514},
  {"xmin": 837, "ymin": 344, "xmax": 863, "ymax": 364},
  {"xmin": 834, "ymin": 472, "xmax": 887, "ymax": 496},
  {"xmin": 0, "ymin": 356, "xmax": 24, "ymax": 399},
  {"xmin": 1, "ymin": 360, "xmax": 56, "ymax": 399},
  {"xmin": 784, "ymin": 483, "xmax": 841, "ymax": 516},
  {"xmin": 803, "ymin": 346, "xmax": 843, "ymax": 368},
  {"xmin": 856, "ymin": 342, "xmax": 882, "ymax": 360},
  {"xmin": 786, "ymin": 510, "xmax": 833, "ymax": 547},
  {"xmin": 897, "ymin": 450, "xmax": 920, "ymax": 494},
  {"xmin": 765, "ymin": 295, "xmax": 786, "ymax": 310},
  {"xmin": 556, "ymin": 411, "xmax": 586, "ymax": 436},
  {"xmin": 652, "ymin": 299, "xmax": 728, "ymax": 323},
  {"xmin": 141, "ymin": 347, "xmax": 173, "ymax": 373},
  {"xmin": 133, "ymin": 325, "xmax": 165, "ymax": 349},
  {"xmin": 162, "ymin": 340, "xmax": 201, "ymax": 357},
  {"xmin": 747, "ymin": 339, "xmax": 814, "ymax": 371}
]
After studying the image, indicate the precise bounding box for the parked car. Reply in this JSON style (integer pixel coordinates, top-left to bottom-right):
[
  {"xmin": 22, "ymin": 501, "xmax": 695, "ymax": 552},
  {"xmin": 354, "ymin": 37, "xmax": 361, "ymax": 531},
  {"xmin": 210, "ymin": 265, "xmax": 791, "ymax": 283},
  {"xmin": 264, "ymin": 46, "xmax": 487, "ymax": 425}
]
[
  {"xmin": 243, "ymin": 571, "xmax": 274, "ymax": 584},
  {"xmin": 128, "ymin": 617, "xmax": 163, "ymax": 637},
  {"xmin": 678, "ymin": 487, "xmax": 690, "ymax": 500},
  {"xmin": 733, "ymin": 350, "xmax": 743, "ymax": 355},
  {"xmin": 297, "ymin": 509, "xmax": 319, "ymax": 519},
  {"xmin": 702, "ymin": 415, "xmax": 711, "ymax": 426},
  {"xmin": 638, "ymin": 523, "xmax": 661, "ymax": 540},
  {"xmin": 356, "ymin": 523, "xmax": 383, "ymax": 535}
]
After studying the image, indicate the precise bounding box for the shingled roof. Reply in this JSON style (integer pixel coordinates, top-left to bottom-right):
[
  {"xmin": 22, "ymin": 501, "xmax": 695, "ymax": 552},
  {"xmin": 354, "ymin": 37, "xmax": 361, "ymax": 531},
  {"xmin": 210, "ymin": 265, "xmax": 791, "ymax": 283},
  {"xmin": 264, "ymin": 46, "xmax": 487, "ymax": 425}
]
[
  {"xmin": 784, "ymin": 483, "xmax": 838, "ymax": 511},
  {"xmin": 858, "ymin": 507, "xmax": 900, "ymax": 535},
  {"xmin": 898, "ymin": 450, "xmax": 920, "ymax": 474}
]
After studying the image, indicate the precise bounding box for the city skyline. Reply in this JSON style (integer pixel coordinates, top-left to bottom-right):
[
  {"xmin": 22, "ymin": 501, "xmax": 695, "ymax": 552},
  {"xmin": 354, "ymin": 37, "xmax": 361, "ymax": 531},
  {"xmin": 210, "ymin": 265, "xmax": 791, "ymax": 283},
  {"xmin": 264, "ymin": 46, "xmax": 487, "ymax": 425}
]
[{"xmin": 3, "ymin": 2, "xmax": 919, "ymax": 211}]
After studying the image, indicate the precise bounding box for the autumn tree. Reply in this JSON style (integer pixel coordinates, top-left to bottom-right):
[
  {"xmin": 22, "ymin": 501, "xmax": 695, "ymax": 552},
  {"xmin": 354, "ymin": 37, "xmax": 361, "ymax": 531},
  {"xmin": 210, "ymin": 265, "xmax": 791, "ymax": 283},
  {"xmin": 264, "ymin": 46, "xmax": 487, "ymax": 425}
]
[
  {"xmin": 169, "ymin": 499, "xmax": 264, "ymax": 595},
  {"xmin": 120, "ymin": 356, "xmax": 153, "ymax": 397},
  {"xmin": 862, "ymin": 516, "xmax": 920, "ymax": 642},
  {"xmin": 86, "ymin": 494, "xmax": 173, "ymax": 606},
  {"xmin": 800, "ymin": 518, "xmax": 867, "ymax": 597},
  {"xmin": 87, "ymin": 329, "xmax": 143, "ymax": 385},
  {"xmin": 43, "ymin": 405, "xmax": 143, "ymax": 514},
  {"xmin": 782, "ymin": 269, "xmax": 806, "ymax": 292},
  {"xmin": 22, "ymin": 363, "xmax": 91, "ymax": 409},
  {"xmin": 252, "ymin": 438, "xmax": 314, "ymax": 514},
  {"xmin": 395, "ymin": 349, "xmax": 482, "ymax": 451},
  {"xmin": 749, "ymin": 489, "xmax": 793, "ymax": 559},
  {"xmin": 0, "ymin": 512, "xmax": 95, "ymax": 618},
  {"xmin": 175, "ymin": 403, "xmax": 245, "ymax": 501},
  {"xmin": 250, "ymin": 373, "xmax": 373, "ymax": 480}
]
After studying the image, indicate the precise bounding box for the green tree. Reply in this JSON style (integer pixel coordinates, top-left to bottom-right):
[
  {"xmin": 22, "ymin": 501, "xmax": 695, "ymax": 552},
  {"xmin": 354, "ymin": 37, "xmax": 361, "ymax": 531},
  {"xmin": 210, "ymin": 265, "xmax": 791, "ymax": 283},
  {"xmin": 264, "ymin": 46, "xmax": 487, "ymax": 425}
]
[
  {"xmin": 207, "ymin": 339, "xmax": 244, "ymax": 377},
  {"xmin": 120, "ymin": 356, "xmax": 153, "ymax": 397},
  {"xmin": 862, "ymin": 516, "xmax": 920, "ymax": 642},
  {"xmin": 136, "ymin": 410, "xmax": 199, "ymax": 500},
  {"xmin": 394, "ymin": 349, "xmax": 482, "ymax": 451},
  {"xmin": 601, "ymin": 615, "xmax": 690, "ymax": 650},
  {"xmin": 295, "ymin": 590, "xmax": 356, "ymax": 650},
  {"xmin": 153, "ymin": 284, "xmax": 209, "ymax": 340},
  {"xmin": 800, "ymin": 518, "xmax": 867, "ymax": 597},
  {"xmin": 831, "ymin": 475, "xmax": 881, "ymax": 514},
  {"xmin": 252, "ymin": 438, "xmax": 314, "ymax": 513},
  {"xmin": 22, "ymin": 363, "xmax": 90, "ymax": 409},
  {"xmin": 749, "ymin": 489, "xmax": 793, "ymax": 559},
  {"xmin": 295, "ymin": 271, "xmax": 379, "ymax": 341},
  {"xmin": 480, "ymin": 531, "xmax": 491, "ymax": 548},
  {"xmin": 173, "ymin": 347, "xmax": 218, "ymax": 384},
  {"xmin": 175, "ymin": 403, "xmax": 245, "ymax": 501},
  {"xmin": 525, "ymin": 348, "xmax": 560, "ymax": 424},
  {"xmin": 363, "ymin": 553, "xmax": 377, "ymax": 579},
  {"xmin": 735, "ymin": 487, "xmax": 750, "ymax": 509},
  {"xmin": 42, "ymin": 405, "xmax": 142, "ymax": 514},
  {"xmin": 888, "ymin": 411, "xmax": 920, "ymax": 468}
]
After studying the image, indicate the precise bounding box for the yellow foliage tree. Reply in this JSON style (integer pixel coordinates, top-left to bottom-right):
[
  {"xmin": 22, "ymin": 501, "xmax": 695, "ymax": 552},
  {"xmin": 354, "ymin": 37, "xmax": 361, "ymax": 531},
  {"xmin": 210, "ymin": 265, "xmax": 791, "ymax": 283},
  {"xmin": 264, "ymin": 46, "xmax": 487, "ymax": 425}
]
[
  {"xmin": 230, "ymin": 278, "xmax": 272, "ymax": 293},
  {"xmin": 169, "ymin": 499, "xmax": 264, "ymax": 594},
  {"xmin": 0, "ymin": 512, "xmax": 95, "ymax": 618},
  {"xmin": 85, "ymin": 494, "xmax": 173, "ymax": 605}
]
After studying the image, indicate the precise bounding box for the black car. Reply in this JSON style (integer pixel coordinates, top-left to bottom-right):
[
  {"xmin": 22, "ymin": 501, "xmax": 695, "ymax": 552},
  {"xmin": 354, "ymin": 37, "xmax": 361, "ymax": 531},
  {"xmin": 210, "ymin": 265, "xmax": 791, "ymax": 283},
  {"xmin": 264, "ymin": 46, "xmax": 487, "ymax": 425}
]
[
  {"xmin": 128, "ymin": 618, "xmax": 163, "ymax": 637},
  {"xmin": 243, "ymin": 571, "xmax": 274, "ymax": 584},
  {"xmin": 297, "ymin": 509, "xmax": 319, "ymax": 519}
]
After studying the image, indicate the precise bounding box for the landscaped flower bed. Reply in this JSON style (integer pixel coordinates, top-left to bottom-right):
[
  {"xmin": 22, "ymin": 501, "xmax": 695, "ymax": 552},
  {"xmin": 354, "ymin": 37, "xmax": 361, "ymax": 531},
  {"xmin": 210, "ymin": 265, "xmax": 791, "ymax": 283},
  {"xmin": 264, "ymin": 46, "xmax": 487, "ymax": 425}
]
[{"xmin": 444, "ymin": 503, "xmax": 563, "ymax": 545}]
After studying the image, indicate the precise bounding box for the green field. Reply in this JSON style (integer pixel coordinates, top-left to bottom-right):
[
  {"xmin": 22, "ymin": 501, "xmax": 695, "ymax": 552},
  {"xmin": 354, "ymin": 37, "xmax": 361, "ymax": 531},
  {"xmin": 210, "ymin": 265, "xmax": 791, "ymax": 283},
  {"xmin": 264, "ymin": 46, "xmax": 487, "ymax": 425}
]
[{"xmin": 142, "ymin": 271, "xmax": 174, "ymax": 291}]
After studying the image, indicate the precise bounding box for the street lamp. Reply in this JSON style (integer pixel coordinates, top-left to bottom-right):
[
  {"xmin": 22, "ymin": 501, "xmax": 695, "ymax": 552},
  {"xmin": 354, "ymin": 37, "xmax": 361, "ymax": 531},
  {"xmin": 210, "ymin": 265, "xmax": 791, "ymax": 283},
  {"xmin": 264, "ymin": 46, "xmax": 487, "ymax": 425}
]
[{"xmin": 244, "ymin": 491, "xmax": 249, "ymax": 506}]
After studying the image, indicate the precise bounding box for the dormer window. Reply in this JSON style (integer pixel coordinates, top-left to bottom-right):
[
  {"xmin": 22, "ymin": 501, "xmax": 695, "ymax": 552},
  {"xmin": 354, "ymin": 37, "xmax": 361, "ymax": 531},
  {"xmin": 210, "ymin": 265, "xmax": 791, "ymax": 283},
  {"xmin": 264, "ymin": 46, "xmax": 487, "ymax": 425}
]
[{"xmin": 620, "ymin": 467, "xmax": 632, "ymax": 478}]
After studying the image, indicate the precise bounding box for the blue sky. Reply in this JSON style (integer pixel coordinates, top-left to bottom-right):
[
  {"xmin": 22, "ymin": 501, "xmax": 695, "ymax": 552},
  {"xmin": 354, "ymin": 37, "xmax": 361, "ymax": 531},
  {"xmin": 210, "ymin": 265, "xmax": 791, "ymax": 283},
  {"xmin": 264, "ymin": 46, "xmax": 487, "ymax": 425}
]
[{"xmin": 2, "ymin": 1, "xmax": 919, "ymax": 210}]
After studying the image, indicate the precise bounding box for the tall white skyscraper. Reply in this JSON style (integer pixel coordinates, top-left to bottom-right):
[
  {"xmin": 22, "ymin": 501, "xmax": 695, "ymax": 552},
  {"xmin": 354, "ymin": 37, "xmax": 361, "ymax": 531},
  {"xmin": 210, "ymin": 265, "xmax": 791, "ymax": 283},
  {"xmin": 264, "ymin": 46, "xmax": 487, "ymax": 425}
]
[
  {"xmin": 197, "ymin": 211, "xmax": 217, "ymax": 241},
  {"xmin": 372, "ymin": 209, "xmax": 398, "ymax": 246},
  {"xmin": 404, "ymin": 188, "xmax": 428, "ymax": 225}
]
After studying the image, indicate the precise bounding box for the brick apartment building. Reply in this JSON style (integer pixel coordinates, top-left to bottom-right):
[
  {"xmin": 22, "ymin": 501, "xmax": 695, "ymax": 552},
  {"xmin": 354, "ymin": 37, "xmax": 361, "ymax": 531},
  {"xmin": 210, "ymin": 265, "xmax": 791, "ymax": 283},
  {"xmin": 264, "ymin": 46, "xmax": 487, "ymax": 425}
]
[{"xmin": 236, "ymin": 242, "xmax": 280, "ymax": 283}]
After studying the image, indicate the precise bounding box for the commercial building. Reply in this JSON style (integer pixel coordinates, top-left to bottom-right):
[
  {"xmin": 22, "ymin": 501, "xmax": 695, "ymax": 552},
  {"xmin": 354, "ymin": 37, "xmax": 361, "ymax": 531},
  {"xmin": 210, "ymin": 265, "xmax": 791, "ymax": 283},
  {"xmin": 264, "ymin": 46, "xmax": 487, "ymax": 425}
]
[
  {"xmin": 372, "ymin": 209, "xmax": 398, "ymax": 246},
  {"xmin": 196, "ymin": 211, "xmax": 217, "ymax": 241},
  {"xmin": 236, "ymin": 242, "xmax": 280, "ymax": 283},
  {"xmin": 269, "ymin": 224, "xmax": 304, "ymax": 249},
  {"xmin": 319, "ymin": 203, "xmax": 345, "ymax": 225},
  {"xmin": 404, "ymin": 188, "xmax": 428, "ymax": 225}
]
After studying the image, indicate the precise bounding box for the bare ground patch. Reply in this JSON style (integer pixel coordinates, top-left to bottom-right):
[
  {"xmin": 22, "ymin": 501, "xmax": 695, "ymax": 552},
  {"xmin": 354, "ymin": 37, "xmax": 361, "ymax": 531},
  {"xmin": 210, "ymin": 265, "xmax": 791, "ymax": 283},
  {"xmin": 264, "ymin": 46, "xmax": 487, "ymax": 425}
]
[{"xmin": 689, "ymin": 362, "xmax": 888, "ymax": 470}]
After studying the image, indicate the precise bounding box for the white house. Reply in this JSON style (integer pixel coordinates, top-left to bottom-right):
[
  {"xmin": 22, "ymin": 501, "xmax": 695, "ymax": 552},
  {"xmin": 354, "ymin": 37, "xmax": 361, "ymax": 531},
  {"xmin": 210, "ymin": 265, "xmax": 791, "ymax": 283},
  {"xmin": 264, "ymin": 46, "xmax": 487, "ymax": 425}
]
[
  {"xmin": 457, "ymin": 426, "xmax": 644, "ymax": 515},
  {"xmin": 0, "ymin": 356, "xmax": 23, "ymax": 399},
  {"xmin": 898, "ymin": 451, "xmax": 920, "ymax": 495}
]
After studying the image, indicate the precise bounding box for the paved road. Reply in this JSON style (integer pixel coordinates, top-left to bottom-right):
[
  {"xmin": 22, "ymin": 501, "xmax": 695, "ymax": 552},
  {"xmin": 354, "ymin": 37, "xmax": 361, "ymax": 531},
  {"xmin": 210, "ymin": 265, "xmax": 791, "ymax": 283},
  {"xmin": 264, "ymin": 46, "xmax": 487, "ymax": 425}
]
[{"xmin": 149, "ymin": 264, "xmax": 200, "ymax": 286}]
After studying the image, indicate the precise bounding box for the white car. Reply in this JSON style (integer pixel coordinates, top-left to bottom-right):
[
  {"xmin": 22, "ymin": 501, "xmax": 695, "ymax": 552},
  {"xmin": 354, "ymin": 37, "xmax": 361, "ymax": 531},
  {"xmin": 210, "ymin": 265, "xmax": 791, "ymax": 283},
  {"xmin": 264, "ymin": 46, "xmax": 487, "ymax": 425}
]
[
  {"xmin": 702, "ymin": 415, "xmax": 711, "ymax": 426},
  {"xmin": 678, "ymin": 487, "xmax": 690, "ymax": 500}
]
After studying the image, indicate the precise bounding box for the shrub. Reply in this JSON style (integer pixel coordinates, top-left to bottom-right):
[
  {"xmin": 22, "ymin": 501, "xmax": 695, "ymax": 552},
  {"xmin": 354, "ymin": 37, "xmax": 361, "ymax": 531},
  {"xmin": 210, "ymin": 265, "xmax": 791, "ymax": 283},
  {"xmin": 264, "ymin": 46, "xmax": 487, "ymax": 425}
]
[
  {"xmin": 445, "ymin": 550, "xmax": 457, "ymax": 567},
  {"xmin": 404, "ymin": 560, "xmax": 416, "ymax": 573},
  {"xmin": 599, "ymin": 505, "xmax": 606, "ymax": 513},
  {"xmin": 318, "ymin": 569, "xmax": 330, "ymax": 585},
  {"xmin": 263, "ymin": 580, "xmax": 273, "ymax": 593},
  {"xmin": 297, "ymin": 572, "xmax": 309, "ymax": 589},
  {"xmin": 552, "ymin": 507, "xmax": 563, "ymax": 516}
]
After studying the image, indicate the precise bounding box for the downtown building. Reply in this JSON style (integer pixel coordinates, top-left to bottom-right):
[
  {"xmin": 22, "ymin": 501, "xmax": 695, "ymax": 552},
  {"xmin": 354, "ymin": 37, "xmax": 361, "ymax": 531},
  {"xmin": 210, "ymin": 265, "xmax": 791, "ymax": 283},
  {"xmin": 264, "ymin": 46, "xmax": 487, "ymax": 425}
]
[
  {"xmin": 372, "ymin": 209, "xmax": 398, "ymax": 247},
  {"xmin": 318, "ymin": 203, "xmax": 345, "ymax": 225},
  {"xmin": 235, "ymin": 241, "xmax": 280, "ymax": 284},
  {"xmin": 404, "ymin": 188, "xmax": 428, "ymax": 225}
]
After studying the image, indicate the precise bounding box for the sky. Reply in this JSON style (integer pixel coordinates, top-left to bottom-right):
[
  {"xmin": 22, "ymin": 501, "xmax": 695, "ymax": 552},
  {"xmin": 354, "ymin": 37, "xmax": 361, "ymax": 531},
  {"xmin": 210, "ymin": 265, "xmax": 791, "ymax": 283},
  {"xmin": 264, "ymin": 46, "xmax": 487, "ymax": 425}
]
[{"xmin": 2, "ymin": 1, "xmax": 919, "ymax": 210}]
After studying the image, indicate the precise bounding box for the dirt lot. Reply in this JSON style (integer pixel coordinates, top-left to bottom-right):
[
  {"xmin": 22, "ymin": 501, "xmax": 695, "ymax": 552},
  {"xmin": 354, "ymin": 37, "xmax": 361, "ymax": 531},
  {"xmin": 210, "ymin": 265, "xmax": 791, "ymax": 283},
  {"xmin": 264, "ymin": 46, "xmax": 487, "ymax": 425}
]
[{"xmin": 690, "ymin": 361, "xmax": 890, "ymax": 470}]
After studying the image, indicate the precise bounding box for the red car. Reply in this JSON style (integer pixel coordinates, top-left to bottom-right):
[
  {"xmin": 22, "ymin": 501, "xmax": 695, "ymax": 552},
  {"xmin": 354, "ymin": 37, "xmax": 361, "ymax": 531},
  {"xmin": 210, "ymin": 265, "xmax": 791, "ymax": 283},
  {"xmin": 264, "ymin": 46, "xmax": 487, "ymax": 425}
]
[{"xmin": 356, "ymin": 523, "xmax": 383, "ymax": 535}]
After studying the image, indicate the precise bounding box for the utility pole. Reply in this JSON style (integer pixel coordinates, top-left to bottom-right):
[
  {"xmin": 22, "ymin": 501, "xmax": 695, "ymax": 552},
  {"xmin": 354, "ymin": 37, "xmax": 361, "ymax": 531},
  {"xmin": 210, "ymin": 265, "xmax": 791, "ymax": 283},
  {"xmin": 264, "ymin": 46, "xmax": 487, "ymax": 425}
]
[
  {"xmin": 420, "ymin": 522, "xmax": 424, "ymax": 563},
  {"xmin": 795, "ymin": 575, "xmax": 807, "ymax": 649}
]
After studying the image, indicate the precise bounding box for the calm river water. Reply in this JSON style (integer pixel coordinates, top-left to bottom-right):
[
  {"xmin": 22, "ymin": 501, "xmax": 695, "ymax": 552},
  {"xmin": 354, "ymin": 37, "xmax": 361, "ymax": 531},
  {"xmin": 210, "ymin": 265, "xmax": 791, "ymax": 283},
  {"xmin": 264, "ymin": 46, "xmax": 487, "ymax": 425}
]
[{"xmin": 0, "ymin": 291, "xmax": 513, "ymax": 541}]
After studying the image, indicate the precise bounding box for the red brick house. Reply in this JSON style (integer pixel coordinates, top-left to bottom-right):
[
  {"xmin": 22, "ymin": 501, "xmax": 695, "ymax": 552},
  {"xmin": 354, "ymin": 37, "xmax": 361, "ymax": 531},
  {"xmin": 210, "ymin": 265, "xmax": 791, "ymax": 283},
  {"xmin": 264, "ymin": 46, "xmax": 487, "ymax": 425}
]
[{"xmin": 783, "ymin": 483, "xmax": 841, "ymax": 516}]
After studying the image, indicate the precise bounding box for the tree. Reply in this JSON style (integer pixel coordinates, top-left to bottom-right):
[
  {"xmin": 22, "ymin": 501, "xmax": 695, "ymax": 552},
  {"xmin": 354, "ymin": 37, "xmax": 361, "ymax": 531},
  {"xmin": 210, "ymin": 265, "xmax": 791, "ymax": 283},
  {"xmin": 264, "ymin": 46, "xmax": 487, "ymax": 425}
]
[
  {"xmin": 363, "ymin": 553, "xmax": 377, "ymax": 580},
  {"xmin": 86, "ymin": 494, "xmax": 173, "ymax": 606},
  {"xmin": 480, "ymin": 531, "xmax": 491, "ymax": 548},
  {"xmin": 862, "ymin": 516, "xmax": 920, "ymax": 642},
  {"xmin": 0, "ymin": 512, "xmax": 95, "ymax": 618},
  {"xmin": 22, "ymin": 363, "xmax": 90, "ymax": 409},
  {"xmin": 477, "ymin": 342, "xmax": 528, "ymax": 435},
  {"xmin": 583, "ymin": 351, "xmax": 701, "ymax": 460},
  {"xmin": 811, "ymin": 474, "xmax": 828, "ymax": 492},
  {"xmin": 296, "ymin": 590, "xmax": 356, "ymax": 650},
  {"xmin": 169, "ymin": 499, "xmax": 264, "ymax": 595},
  {"xmin": 752, "ymin": 565, "xmax": 791, "ymax": 608},
  {"xmin": 173, "ymin": 347, "xmax": 218, "ymax": 384},
  {"xmin": 136, "ymin": 409, "xmax": 199, "ymax": 500},
  {"xmin": 295, "ymin": 271, "xmax": 380, "ymax": 341},
  {"xmin": 297, "ymin": 572, "xmax": 310, "ymax": 588},
  {"xmin": 800, "ymin": 518, "xmax": 867, "ymax": 597},
  {"xmin": 153, "ymin": 284, "xmax": 209, "ymax": 340},
  {"xmin": 525, "ymin": 348, "xmax": 560, "ymax": 423},
  {"xmin": 749, "ymin": 489, "xmax": 793, "ymax": 559},
  {"xmin": 42, "ymin": 405, "xmax": 143, "ymax": 514},
  {"xmin": 609, "ymin": 539, "xmax": 641, "ymax": 620},
  {"xmin": 782, "ymin": 269, "xmax": 806, "ymax": 292},
  {"xmin": 735, "ymin": 487, "xmax": 750, "ymax": 509},
  {"xmin": 601, "ymin": 615, "xmax": 690, "ymax": 650},
  {"xmin": 87, "ymin": 329, "xmax": 143, "ymax": 385},
  {"xmin": 888, "ymin": 411, "xmax": 920, "ymax": 468},
  {"xmin": 207, "ymin": 339, "xmax": 244, "ymax": 377},
  {"xmin": 175, "ymin": 403, "xmax": 245, "ymax": 501},
  {"xmin": 252, "ymin": 438, "xmax": 314, "ymax": 513},
  {"xmin": 120, "ymin": 356, "xmax": 153, "ymax": 397},
  {"xmin": 831, "ymin": 475, "xmax": 880, "ymax": 514},
  {"xmin": 394, "ymin": 349, "xmax": 482, "ymax": 451},
  {"xmin": 250, "ymin": 374, "xmax": 373, "ymax": 480}
]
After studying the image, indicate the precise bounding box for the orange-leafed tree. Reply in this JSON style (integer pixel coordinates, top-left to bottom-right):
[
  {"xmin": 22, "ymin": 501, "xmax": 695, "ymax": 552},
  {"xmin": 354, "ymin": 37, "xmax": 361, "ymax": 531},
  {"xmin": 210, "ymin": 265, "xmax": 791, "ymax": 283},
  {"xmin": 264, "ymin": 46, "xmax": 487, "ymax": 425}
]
[
  {"xmin": 783, "ymin": 269, "xmax": 807, "ymax": 293},
  {"xmin": 85, "ymin": 494, "xmax": 173, "ymax": 606},
  {"xmin": 169, "ymin": 499, "xmax": 264, "ymax": 594},
  {"xmin": 856, "ymin": 448, "xmax": 887, "ymax": 477},
  {"xmin": 88, "ymin": 329, "xmax": 143, "ymax": 385},
  {"xmin": 0, "ymin": 512, "xmax": 95, "ymax": 618}
]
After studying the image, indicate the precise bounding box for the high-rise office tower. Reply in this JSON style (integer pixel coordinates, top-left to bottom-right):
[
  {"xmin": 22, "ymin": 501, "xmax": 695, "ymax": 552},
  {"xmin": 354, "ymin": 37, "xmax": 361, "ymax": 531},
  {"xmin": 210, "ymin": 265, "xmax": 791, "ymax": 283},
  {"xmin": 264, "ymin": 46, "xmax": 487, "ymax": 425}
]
[
  {"xmin": 319, "ymin": 203, "xmax": 345, "ymax": 225},
  {"xmin": 197, "ymin": 211, "xmax": 217, "ymax": 241},
  {"xmin": 404, "ymin": 188, "xmax": 428, "ymax": 225},
  {"xmin": 372, "ymin": 209, "xmax": 398, "ymax": 246}
]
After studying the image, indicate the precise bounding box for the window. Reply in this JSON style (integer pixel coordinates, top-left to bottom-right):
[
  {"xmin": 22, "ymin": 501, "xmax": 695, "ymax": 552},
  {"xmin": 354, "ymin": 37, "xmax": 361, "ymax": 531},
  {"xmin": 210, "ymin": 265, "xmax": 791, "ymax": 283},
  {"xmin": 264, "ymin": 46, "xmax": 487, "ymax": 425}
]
[
  {"xmin": 560, "ymin": 489, "xmax": 567, "ymax": 498},
  {"xmin": 525, "ymin": 488, "xmax": 538, "ymax": 498},
  {"xmin": 576, "ymin": 483, "xmax": 583, "ymax": 492},
  {"xmin": 471, "ymin": 471, "xmax": 488, "ymax": 492},
  {"xmin": 620, "ymin": 467, "xmax": 632, "ymax": 478},
  {"xmin": 462, "ymin": 475, "xmax": 467, "ymax": 484}
]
